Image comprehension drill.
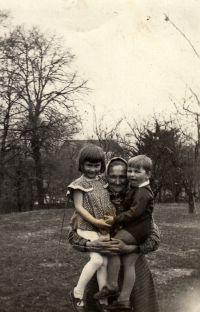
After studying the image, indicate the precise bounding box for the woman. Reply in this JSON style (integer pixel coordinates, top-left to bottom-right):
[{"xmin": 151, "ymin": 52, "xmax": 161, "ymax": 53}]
[{"xmin": 68, "ymin": 157, "xmax": 160, "ymax": 312}]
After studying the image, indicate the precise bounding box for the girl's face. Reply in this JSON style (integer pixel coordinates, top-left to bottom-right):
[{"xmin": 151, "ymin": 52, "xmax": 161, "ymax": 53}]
[
  {"xmin": 82, "ymin": 161, "xmax": 101, "ymax": 179},
  {"xmin": 107, "ymin": 164, "xmax": 128, "ymax": 193}
]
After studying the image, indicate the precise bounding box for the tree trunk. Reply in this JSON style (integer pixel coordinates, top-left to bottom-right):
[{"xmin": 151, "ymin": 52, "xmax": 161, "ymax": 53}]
[
  {"xmin": 174, "ymin": 189, "xmax": 180, "ymax": 203},
  {"xmin": 158, "ymin": 188, "xmax": 162, "ymax": 203},
  {"xmin": 31, "ymin": 140, "xmax": 44, "ymax": 207},
  {"xmin": 174, "ymin": 183, "xmax": 180, "ymax": 202},
  {"xmin": 16, "ymin": 184, "xmax": 22, "ymax": 212},
  {"xmin": 188, "ymin": 194, "xmax": 196, "ymax": 214},
  {"xmin": 0, "ymin": 163, "xmax": 4, "ymax": 213},
  {"xmin": 16, "ymin": 167, "xmax": 22, "ymax": 212},
  {"xmin": 35, "ymin": 157, "xmax": 44, "ymax": 206},
  {"xmin": 163, "ymin": 188, "xmax": 166, "ymax": 203},
  {"xmin": 174, "ymin": 195, "xmax": 179, "ymax": 203},
  {"xmin": 28, "ymin": 180, "xmax": 34, "ymax": 211},
  {"xmin": 0, "ymin": 179, "xmax": 3, "ymax": 213}
]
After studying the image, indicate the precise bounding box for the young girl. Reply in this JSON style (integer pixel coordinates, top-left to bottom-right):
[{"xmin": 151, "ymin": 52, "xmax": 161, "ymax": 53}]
[{"xmin": 68, "ymin": 144, "xmax": 116, "ymax": 312}]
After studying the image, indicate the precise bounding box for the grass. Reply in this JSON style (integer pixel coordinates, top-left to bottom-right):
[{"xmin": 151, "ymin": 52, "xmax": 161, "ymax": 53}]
[{"xmin": 0, "ymin": 204, "xmax": 200, "ymax": 312}]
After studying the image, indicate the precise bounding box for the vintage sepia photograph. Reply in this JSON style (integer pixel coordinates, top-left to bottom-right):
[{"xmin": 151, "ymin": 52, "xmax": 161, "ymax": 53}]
[{"xmin": 0, "ymin": 1, "xmax": 200, "ymax": 312}]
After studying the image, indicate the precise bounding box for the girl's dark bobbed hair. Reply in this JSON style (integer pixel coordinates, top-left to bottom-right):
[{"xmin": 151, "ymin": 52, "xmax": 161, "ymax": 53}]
[{"xmin": 78, "ymin": 144, "xmax": 106, "ymax": 173}]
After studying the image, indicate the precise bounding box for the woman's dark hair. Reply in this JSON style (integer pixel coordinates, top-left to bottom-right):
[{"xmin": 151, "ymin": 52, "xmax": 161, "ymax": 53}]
[
  {"xmin": 78, "ymin": 144, "xmax": 106, "ymax": 173},
  {"xmin": 107, "ymin": 159, "xmax": 127, "ymax": 175}
]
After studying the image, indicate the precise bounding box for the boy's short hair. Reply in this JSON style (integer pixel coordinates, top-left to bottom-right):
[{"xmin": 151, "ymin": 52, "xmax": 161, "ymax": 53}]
[
  {"xmin": 128, "ymin": 155, "xmax": 152, "ymax": 172},
  {"xmin": 78, "ymin": 144, "xmax": 106, "ymax": 173}
]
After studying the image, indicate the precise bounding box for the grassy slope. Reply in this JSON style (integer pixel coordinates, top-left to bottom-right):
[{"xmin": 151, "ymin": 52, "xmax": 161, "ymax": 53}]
[{"xmin": 0, "ymin": 204, "xmax": 200, "ymax": 312}]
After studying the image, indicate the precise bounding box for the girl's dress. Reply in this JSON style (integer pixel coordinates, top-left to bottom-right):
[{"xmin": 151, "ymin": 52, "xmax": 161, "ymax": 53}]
[{"xmin": 68, "ymin": 175, "xmax": 116, "ymax": 233}]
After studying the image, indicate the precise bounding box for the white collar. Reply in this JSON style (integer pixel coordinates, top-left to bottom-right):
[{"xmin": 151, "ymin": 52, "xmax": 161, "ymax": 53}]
[{"xmin": 139, "ymin": 180, "xmax": 149, "ymax": 188}]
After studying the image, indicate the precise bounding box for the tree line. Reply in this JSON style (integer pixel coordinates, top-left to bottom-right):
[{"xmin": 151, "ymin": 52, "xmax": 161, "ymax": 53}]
[
  {"xmin": 0, "ymin": 12, "xmax": 199, "ymax": 214},
  {"xmin": 0, "ymin": 13, "xmax": 88, "ymax": 212}
]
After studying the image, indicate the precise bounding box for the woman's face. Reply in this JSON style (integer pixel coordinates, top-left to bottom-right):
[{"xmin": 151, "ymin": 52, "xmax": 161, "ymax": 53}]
[{"xmin": 107, "ymin": 164, "xmax": 128, "ymax": 193}]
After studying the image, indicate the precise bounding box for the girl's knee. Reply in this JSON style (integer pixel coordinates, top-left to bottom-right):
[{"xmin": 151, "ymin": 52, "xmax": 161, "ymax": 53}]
[
  {"xmin": 90, "ymin": 253, "xmax": 104, "ymax": 267},
  {"xmin": 102, "ymin": 256, "xmax": 108, "ymax": 267}
]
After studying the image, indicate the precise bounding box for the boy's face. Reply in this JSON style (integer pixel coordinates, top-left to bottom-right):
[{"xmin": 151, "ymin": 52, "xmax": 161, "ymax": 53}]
[{"xmin": 127, "ymin": 166, "xmax": 151, "ymax": 187}]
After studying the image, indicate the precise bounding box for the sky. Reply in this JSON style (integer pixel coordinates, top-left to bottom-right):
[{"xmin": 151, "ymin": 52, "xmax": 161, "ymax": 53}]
[{"xmin": 1, "ymin": 0, "xmax": 200, "ymax": 139}]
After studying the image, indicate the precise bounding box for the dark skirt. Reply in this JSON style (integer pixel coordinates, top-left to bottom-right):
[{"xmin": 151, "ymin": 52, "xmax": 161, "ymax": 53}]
[{"xmin": 84, "ymin": 254, "xmax": 159, "ymax": 312}]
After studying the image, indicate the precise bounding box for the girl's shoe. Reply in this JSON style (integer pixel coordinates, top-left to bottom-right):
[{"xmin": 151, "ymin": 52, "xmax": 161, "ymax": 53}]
[
  {"xmin": 105, "ymin": 300, "xmax": 132, "ymax": 311},
  {"xmin": 94, "ymin": 286, "xmax": 120, "ymax": 299},
  {"xmin": 70, "ymin": 290, "xmax": 85, "ymax": 312}
]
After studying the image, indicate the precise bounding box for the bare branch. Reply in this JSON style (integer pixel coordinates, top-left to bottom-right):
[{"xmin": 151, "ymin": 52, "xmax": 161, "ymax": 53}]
[{"xmin": 164, "ymin": 14, "xmax": 200, "ymax": 59}]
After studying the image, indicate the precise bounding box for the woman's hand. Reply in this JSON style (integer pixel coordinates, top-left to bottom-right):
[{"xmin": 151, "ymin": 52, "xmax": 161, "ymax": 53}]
[
  {"xmin": 86, "ymin": 238, "xmax": 119, "ymax": 255},
  {"xmin": 86, "ymin": 238, "xmax": 139, "ymax": 255},
  {"xmin": 108, "ymin": 238, "xmax": 139, "ymax": 254},
  {"xmin": 86, "ymin": 238, "xmax": 110, "ymax": 248},
  {"xmin": 95, "ymin": 219, "xmax": 111, "ymax": 230}
]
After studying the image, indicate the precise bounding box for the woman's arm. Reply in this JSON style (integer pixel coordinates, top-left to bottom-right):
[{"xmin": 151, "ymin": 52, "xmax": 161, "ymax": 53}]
[
  {"xmin": 68, "ymin": 229, "xmax": 88, "ymax": 252},
  {"xmin": 102, "ymin": 221, "xmax": 160, "ymax": 254},
  {"xmin": 73, "ymin": 189, "xmax": 111, "ymax": 230},
  {"xmin": 68, "ymin": 222, "xmax": 160, "ymax": 255},
  {"xmin": 68, "ymin": 229, "xmax": 119, "ymax": 254}
]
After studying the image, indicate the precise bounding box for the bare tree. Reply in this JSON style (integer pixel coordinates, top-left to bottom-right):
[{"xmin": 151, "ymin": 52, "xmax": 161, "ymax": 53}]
[
  {"xmin": 0, "ymin": 10, "xmax": 11, "ymax": 29},
  {"xmin": 165, "ymin": 14, "xmax": 200, "ymax": 212},
  {"xmin": 0, "ymin": 67, "xmax": 23, "ymax": 210},
  {"xmin": 0, "ymin": 26, "xmax": 88, "ymax": 207},
  {"xmin": 89, "ymin": 104, "xmax": 124, "ymax": 160},
  {"xmin": 121, "ymin": 117, "xmax": 184, "ymax": 201}
]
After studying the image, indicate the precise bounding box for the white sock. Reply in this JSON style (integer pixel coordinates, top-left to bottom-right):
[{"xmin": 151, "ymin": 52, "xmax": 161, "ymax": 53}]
[
  {"xmin": 99, "ymin": 298, "xmax": 108, "ymax": 305},
  {"xmin": 74, "ymin": 288, "xmax": 85, "ymax": 306},
  {"xmin": 74, "ymin": 287, "xmax": 83, "ymax": 300},
  {"xmin": 77, "ymin": 300, "xmax": 84, "ymax": 306}
]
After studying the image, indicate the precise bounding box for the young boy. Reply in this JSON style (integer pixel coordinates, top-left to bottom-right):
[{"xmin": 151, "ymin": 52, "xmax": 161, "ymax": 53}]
[{"xmin": 94, "ymin": 155, "xmax": 154, "ymax": 311}]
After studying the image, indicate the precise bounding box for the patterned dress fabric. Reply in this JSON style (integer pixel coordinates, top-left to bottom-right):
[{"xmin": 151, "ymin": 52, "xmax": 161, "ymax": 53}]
[{"xmin": 68, "ymin": 175, "xmax": 116, "ymax": 233}]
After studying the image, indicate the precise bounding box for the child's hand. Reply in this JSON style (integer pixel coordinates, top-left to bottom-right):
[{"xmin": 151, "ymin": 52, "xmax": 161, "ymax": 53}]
[
  {"xmin": 104, "ymin": 215, "xmax": 114, "ymax": 225},
  {"xmin": 95, "ymin": 219, "xmax": 111, "ymax": 230}
]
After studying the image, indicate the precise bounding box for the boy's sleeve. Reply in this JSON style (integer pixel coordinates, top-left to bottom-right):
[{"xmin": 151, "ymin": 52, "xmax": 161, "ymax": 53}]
[
  {"xmin": 139, "ymin": 221, "xmax": 160, "ymax": 254},
  {"xmin": 114, "ymin": 188, "xmax": 151, "ymax": 225}
]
